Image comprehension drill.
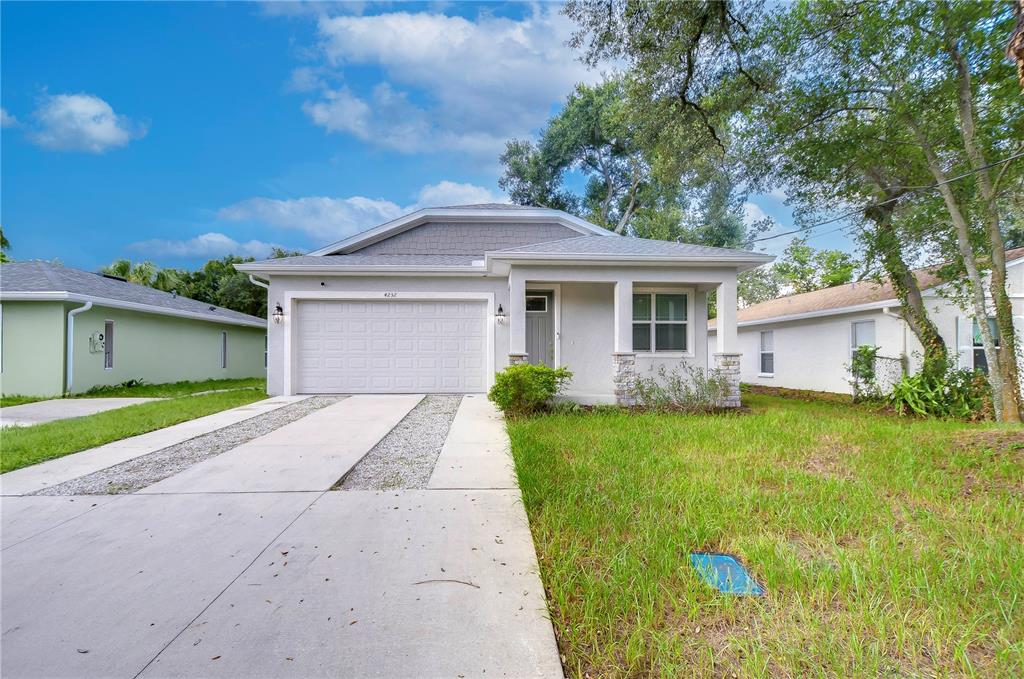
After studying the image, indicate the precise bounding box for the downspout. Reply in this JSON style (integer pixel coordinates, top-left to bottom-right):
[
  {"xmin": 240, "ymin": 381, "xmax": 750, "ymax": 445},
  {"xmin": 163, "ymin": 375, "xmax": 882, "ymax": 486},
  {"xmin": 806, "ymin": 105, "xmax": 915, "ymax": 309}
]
[
  {"xmin": 248, "ymin": 274, "xmax": 269, "ymax": 290},
  {"xmin": 65, "ymin": 301, "xmax": 93, "ymax": 393}
]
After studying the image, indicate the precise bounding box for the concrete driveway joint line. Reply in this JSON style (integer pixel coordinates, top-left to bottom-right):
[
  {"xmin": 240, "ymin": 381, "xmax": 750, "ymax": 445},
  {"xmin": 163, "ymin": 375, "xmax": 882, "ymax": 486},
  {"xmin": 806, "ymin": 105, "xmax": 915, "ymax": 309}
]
[
  {"xmin": 0, "ymin": 397, "xmax": 161, "ymax": 427},
  {"xmin": 0, "ymin": 396, "xmax": 309, "ymax": 496},
  {"xmin": 1, "ymin": 495, "xmax": 122, "ymax": 550},
  {"xmin": 138, "ymin": 395, "xmax": 424, "ymax": 494}
]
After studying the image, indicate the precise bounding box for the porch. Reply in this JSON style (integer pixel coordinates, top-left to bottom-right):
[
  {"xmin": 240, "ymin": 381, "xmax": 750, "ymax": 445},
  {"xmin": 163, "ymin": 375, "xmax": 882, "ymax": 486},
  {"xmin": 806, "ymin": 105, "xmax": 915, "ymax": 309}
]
[{"xmin": 503, "ymin": 266, "xmax": 741, "ymax": 406}]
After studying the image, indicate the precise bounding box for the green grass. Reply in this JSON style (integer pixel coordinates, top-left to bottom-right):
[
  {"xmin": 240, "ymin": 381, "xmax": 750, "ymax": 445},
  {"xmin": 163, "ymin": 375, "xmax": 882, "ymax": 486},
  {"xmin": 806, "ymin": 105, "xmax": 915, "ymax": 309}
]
[
  {"xmin": 1, "ymin": 389, "xmax": 265, "ymax": 473},
  {"xmin": 80, "ymin": 377, "xmax": 266, "ymax": 398},
  {"xmin": 508, "ymin": 394, "xmax": 1024, "ymax": 678},
  {"xmin": 0, "ymin": 395, "xmax": 46, "ymax": 408}
]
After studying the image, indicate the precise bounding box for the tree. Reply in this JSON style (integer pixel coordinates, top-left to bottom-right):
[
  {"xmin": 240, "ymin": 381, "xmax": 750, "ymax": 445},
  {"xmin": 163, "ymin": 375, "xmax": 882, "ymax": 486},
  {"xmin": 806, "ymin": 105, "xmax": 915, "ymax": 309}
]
[
  {"xmin": 773, "ymin": 237, "xmax": 855, "ymax": 294},
  {"xmin": 0, "ymin": 227, "xmax": 10, "ymax": 263},
  {"xmin": 500, "ymin": 79, "xmax": 667, "ymax": 233}
]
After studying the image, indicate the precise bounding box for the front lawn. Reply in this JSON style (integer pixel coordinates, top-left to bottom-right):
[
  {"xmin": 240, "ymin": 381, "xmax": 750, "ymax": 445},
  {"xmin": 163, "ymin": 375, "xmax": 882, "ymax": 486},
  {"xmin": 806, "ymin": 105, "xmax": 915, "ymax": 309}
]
[
  {"xmin": 1, "ymin": 389, "xmax": 265, "ymax": 473},
  {"xmin": 508, "ymin": 393, "xmax": 1024, "ymax": 677}
]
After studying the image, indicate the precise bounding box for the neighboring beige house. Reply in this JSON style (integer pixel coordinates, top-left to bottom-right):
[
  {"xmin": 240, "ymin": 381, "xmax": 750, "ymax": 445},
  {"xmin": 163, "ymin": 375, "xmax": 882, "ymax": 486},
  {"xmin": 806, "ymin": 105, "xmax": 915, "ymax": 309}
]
[
  {"xmin": 708, "ymin": 248, "xmax": 1024, "ymax": 394},
  {"xmin": 0, "ymin": 261, "xmax": 267, "ymax": 396},
  {"xmin": 237, "ymin": 204, "xmax": 772, "ymax": 405}
]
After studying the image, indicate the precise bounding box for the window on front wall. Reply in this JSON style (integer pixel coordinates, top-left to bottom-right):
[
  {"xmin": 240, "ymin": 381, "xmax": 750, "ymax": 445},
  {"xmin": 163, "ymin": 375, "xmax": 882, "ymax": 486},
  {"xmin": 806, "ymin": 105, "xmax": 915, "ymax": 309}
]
[
  {"xmin": 759, "ymin": 331, "xmax": 774, "ymax": 375},
  {"xmin": 632, "ymin": 292, "xmax": 687, "ymax": 352},
  {"xmin": 221, "ymin": 331, "xmax": 228, "ymax": 369},
  {"xmin": 850, "ymin": 320, "xmax": 875, "ymax": 358},
  {"xmin": 972, "ymin": 317, "xmax": 999, "ymax": 374}
]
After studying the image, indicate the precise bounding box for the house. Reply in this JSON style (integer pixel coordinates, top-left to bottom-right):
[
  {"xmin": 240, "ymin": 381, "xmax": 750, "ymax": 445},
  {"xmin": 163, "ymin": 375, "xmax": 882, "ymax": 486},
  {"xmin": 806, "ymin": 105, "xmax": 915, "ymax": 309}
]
[
  {"xmin": 708, "ymin": 248, "xmax": 1024, "ymax": 394},
  {"xmin": 0, "ymin": 261, "xmax": 268, "ymax": 396},
  {"xmin": 236, "ymin": 204, "xmax": 773, "ymax": 405}
]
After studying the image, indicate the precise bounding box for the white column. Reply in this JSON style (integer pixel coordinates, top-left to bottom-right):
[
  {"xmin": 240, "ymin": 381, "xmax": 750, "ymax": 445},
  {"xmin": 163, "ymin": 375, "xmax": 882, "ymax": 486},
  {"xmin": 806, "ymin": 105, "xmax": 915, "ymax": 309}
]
[
  {"xmin": 613, "ymin": 278, "xmax": 633, "ymax": 353},
  {"xmin": 715, "ymin": 276, "xmax": 738, "ymax": 354},
  {"xmin": 509, "ymin": 268, "xmax": 527, "ymax": 356}
]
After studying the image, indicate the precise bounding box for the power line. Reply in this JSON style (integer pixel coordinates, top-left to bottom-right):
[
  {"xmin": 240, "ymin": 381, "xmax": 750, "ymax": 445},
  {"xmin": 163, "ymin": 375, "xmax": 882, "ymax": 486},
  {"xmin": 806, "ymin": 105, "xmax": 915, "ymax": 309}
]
[{"xmin": 751, "ymin": 150, "xmax": 1024, "ymax": 243}]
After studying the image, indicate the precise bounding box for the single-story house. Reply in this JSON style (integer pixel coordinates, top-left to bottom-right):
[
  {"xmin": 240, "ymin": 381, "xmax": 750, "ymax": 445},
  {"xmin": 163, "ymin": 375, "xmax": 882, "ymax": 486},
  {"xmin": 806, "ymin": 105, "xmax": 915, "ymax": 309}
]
[
  {"xmin": 236, "ymin": 203, "xmax": 773, "ymax": 405},
  {"xmin": 0, "ymin": 261, "xmax": 268, "ymax": 396},
  {"xmin": 708, "ymin": 248, "xmax": 1024, "ymax": 394}
]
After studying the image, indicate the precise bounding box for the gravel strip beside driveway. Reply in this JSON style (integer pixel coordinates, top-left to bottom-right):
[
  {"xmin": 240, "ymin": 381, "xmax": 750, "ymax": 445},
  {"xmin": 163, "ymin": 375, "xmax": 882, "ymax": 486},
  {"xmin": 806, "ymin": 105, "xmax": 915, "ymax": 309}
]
[
  {"xmin": 338, "ymin": 394, "xmax": 462, "ymax": 491},
  {"xmin": 35, "ymin": 396, "xmax": 345, "ymax": 496}
]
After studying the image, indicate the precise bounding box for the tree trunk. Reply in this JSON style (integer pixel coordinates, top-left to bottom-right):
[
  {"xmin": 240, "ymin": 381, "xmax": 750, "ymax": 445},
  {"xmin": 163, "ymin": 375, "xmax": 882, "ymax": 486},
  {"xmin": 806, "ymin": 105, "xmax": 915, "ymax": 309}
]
[
  {"xmin": 864, "ymin": 188, "xmax": 947, "ymax": 378},
  {"xmin": 908, "ymin": 121, "xmax": 1006, "ymax": 420},
  {"xmin": 946, "ymin": 35, "xmax": 1023, "ymax": 421}
]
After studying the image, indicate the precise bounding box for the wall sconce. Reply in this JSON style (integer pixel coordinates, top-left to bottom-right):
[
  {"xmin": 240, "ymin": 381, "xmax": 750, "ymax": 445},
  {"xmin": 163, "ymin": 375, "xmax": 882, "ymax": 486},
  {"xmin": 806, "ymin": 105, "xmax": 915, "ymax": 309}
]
[
  {"xmin": 272, "ymin": 303, "xmax": 284, "ymax": 325},
  {"xmin": 495, "ymin": 304, "xmax": 506, "ymax": 324}
]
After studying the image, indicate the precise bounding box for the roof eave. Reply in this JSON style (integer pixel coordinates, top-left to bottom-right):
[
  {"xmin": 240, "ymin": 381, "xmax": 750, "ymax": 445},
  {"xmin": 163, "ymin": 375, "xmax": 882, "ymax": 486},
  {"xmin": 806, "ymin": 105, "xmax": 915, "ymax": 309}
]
[
  {"xmin": 234, "ymin": 263, "xmax": 487, "ymax": 275},
  {"xmin": 0, "ymin": 291, "xmax": 266, "ymax": 328},
  {"xmin": 485, "ymin": 252, "xmax": 774, "ymax": 271}
]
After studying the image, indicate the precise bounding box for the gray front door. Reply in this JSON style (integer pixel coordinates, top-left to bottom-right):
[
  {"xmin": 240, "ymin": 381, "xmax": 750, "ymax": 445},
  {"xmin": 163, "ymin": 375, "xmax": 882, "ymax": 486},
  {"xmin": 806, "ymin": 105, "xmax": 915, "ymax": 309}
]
[{"xmin": 525, "ymin": 292, "xmax": 554, "ymax": 367}]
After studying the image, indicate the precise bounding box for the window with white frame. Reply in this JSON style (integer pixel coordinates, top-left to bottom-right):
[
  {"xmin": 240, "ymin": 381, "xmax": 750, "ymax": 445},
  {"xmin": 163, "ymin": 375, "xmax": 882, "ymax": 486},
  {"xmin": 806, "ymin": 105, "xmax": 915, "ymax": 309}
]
[
  {"xmin": 850, "ymin": 320, "xmax": 875, "ymax": 357},
  {"xmin": 972, "ymin": 317, "xmax": 999, "ymax": 374},
  {"xmin": 220, "ymin": 331, "xmax": 228, "ymax": 369},
  {"xmin": 759, "ymin": 330, "xmax": 774, "ymax": 375},
  {"xmin": 632, "ymin": 292, "xmax": 687, "ymax": 352}
]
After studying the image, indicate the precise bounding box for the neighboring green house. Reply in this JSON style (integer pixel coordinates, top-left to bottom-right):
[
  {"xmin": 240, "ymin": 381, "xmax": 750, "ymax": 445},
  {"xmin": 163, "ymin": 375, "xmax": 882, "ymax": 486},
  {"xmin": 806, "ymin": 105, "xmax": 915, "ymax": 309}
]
[{"xmin": 0, "ymin": 261, "xmax": 267, "ymax": 396}]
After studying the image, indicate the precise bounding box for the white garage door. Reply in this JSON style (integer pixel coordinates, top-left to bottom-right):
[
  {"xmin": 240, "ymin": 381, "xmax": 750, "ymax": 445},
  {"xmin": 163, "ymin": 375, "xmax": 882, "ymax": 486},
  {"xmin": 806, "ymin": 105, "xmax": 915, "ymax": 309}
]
[{"xmin": 295, "ymin": 299, "xmax": 487, "ymax": 393}]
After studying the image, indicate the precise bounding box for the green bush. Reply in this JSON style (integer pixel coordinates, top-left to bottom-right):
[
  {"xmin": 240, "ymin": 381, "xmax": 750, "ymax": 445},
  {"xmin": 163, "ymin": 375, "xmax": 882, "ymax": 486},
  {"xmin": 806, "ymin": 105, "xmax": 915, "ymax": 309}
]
[
  {"xmin": 633, "ymin": 363, "xmax": 731, "ymax": 412},
  {"xmin": 848, "ymin": 345, "xmax": 881, "ymax": 401},
  {"xmin": 488, "ymin": 364, "xmax": 572, "ymax": 417},
  {"xmin": 889, "ymin": 367, "xmax": 989, "ymax": 420}
]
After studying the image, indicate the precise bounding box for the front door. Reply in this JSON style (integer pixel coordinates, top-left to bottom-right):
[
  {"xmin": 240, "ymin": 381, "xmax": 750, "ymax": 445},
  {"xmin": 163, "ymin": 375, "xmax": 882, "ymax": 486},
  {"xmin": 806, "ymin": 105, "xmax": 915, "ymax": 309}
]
[{"xmin": 525, "ymin": 292, "xmax": 554, "ymax": 366}]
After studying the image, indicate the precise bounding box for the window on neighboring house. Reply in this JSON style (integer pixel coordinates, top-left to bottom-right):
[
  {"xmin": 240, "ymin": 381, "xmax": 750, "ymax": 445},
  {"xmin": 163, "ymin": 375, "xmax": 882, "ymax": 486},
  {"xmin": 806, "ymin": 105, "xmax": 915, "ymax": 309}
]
[
  {"xmin": 221, "ymin": 331, "xmax": 228, "ymax": 369},
  {"xmin": 972, "ymin": 317, "xmax": 999, "ymax": 374},
  {"xmin": 632, "ymin": 292, "xmax": 688, "ymax": 352},
  {"xmin": 104, "ymin": 320, "xmax": 114, "ymax": 370},
  {"xmin": 759, "ymin": 331, "xmax": 774, "ymax": 375},
  {"xmin": 264, "ymin": 335, "xmax": 268, "ymax": 369},
  {"xmin": 850, "ymin": 320, "xmax": 875, "ymax": 358}
]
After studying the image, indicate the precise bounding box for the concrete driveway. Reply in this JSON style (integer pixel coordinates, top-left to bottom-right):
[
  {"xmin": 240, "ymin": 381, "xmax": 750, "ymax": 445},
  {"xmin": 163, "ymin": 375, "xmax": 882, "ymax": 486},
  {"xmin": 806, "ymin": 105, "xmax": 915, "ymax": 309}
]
[
  {"xmin": 0, "ymin": 398, "xmax": 161, "ymax": 427},
  {"xmin": 0, "ymin": 394, "xmax": 562, "ymax": 678}
]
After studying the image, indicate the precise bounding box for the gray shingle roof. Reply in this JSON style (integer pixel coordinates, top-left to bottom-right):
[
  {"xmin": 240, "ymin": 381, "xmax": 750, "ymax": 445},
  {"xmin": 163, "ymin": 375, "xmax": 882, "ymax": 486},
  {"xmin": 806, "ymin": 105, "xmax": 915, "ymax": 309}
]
[
  {"xmin": 238, "ymin": 254, "xmax": 483, "ymax": 268},
  {"xmin": 489, "ymin": 235, "xmax": 772, "ymax": 259},
  {"xmin": 434, "ymin": 203, "xmax": 534, "ymax": 210},
  {"xmin": 0, "ymin": 261, "xmax": 265, "ymax": 327}
]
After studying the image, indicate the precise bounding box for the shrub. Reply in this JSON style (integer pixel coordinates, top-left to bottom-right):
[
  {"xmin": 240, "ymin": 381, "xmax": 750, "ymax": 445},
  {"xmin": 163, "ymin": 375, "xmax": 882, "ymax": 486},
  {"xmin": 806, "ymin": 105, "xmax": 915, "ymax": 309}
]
[
  {"xmin": 488, "ymin": 364, "xmax": 572, "ymax": 417},
  {"xmin": 848, "ymin": 345, "xmax": 882, "ymax": 401},
  {"xmin": 889, "ymin": 366, "xmax": 989, "ymax": 420},
  {"xmin": 633, "ymin": 363, "xmax": 731, "ymax": 412}
]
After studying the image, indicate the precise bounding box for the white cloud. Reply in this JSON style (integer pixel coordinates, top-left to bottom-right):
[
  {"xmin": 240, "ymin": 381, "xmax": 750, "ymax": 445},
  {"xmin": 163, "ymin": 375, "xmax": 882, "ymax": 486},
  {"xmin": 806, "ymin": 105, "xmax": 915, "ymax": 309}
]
[
  {"xmin": 1, "ymin": 108, "xmax": 17, "ymax": 127},
  {"xmin": 217, "ymin": 180, "xmax": 503, "ymax": 242},
  {"xmin": 743, "ymin": 201, "xmax": 772, "ymax": 226},
  {"xmin": 296, "ymin": 6, "xmax": 597, "ymax": 158},
  {"xmin": 128, "ymin": 232, "xmax": 282, "ymax": 259},
  {"xmin": 29, "ymin": 93, "xmax": 146, "ymax": 153}
]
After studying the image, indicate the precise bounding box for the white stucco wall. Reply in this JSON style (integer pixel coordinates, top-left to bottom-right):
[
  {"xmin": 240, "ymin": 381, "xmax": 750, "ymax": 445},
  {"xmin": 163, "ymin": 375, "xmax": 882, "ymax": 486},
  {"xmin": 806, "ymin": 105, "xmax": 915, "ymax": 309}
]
[
  {"xmin": 265, "ymin": 266, "xmax": 726, "ymax": 401},
  {"xmin": 708, "ymin": 261, "xmax": 1024, "ymax": 394}
]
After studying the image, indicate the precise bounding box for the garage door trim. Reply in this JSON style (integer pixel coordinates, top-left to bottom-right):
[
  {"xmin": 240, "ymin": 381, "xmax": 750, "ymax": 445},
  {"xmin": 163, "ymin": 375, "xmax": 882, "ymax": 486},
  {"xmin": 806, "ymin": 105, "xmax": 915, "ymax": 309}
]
[{"xmin": 282, "ymin": 291, "xmax": 495, "ymax": 396}]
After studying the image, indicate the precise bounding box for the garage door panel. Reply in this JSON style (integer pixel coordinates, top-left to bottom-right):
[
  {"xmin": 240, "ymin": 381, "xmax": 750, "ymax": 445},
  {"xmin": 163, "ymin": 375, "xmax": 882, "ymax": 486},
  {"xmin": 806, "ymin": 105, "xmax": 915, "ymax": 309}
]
[{"xmin": 295, "ymin": 299, "xmax": 487, "ymax": 394}]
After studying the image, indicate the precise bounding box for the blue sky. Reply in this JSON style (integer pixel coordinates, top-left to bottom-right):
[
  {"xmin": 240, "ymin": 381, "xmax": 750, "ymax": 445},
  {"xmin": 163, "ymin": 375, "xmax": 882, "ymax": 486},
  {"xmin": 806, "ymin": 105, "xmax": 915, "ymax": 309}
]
[{"xmin": 1, "ymin": 1, "xmax": 853, "ymax": 271}]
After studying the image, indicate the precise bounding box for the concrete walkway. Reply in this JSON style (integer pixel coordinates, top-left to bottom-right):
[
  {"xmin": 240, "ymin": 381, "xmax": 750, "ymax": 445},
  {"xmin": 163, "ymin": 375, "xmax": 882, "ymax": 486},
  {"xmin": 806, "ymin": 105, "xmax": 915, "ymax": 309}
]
[
  {"xmin": 0, "ymin": 394, "xmax": 562, "ymax": 678},
  {"xmin": 0, "ymin": 396, "xmax": 308, "ymax": 496},
  {"xmin": 0, "ymin": 397, "xmax": 160, "ymax": 427}
]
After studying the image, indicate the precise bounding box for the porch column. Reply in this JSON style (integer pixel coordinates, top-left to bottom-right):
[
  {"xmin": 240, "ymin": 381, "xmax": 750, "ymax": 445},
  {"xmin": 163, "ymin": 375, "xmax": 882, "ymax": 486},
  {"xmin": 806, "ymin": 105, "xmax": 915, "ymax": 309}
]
[
  {"xmin": 508, "ymin": 268, "xmax": 528, "ymax": 365},
  {"xmin": 612, "ymin": 279, "xmax": 637, "ymax": 406},
  {"xmin": 714, "ymin": 276, "xmax": 742, "ymax": 408}
]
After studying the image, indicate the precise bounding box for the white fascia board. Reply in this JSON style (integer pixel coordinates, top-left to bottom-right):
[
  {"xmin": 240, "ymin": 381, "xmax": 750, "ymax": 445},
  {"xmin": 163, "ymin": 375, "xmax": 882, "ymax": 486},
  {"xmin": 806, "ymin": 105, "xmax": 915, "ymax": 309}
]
[
  {"xmin": 486, "ymin": 252, "xmax": 773, "ymax": 271},
  {"xmin": 0, "ymin": 291, "xmax": 266, "ymax": 328},
  {"xmin": 709, "ymin": 299, "xmax": 900, "ymax": 331},
  {"xmin": 308, "ymin": 208, "xmax": 613, "ymax": 256},
  {"xmin": 234, "ymin": 264, "xmax": 488, "ymax": 276}
]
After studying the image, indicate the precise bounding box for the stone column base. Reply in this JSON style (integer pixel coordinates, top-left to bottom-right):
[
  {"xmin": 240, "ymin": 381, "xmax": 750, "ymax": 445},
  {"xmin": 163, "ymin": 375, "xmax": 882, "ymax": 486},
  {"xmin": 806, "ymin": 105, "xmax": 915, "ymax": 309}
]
[
  {"xmin": 508, "ymin": 353, "xmax": 529, "ymax": 366},
  {"xmin": 612, "ymin": 352, "xmax": 637, "ymax": 406},
  {"xmin": 714, "ymin": 352, "xmax": 742, "ymax": 408}
]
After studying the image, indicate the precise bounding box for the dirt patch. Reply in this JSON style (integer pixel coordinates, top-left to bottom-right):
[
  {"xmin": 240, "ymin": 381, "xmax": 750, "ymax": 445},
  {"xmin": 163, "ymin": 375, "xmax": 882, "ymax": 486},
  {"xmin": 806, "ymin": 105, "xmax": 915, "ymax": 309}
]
[
  {"xmin": 953, "ymin": 429, "xmax": 1024, "ymax": 457},
  {"xmin": 797, "ymin": 433, "xmax": 857, "ymax": 480}
]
